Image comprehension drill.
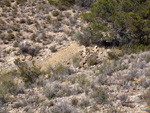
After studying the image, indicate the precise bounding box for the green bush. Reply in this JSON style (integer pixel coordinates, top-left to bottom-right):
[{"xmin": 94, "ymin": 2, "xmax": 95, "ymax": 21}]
[
  {"xmin": 99, "ymin": 61, "xmax": 113, "ymax": 75},
  {"xmin": 67, "ymin": 74, "xmax": 90, "ymax": 88},
  {"xmin": 6, "ymin": 33, "xmax": 15, "ymax": 41},
  {"xmin": 90, "ymin": 87, "xmax": 108, "ymax": 104},
  {"xmin": 75, "ymin": 0, "xmax": 93, "ymax": 7},
  {"xmin": 0, "ymin": 70, "xmax": 18, "ymax": 101},
  {"xmin": 80, "ymin": 0, "xmax": 150, "ymax": 47},
  {"xmin": 72, "ymin": 55, "xmax": 80, "ymax": 67},
  {"xmin": 79, "ymin": 98, "xmax": 89, "ymax": 107},
  {"xmin": 52, "ymin": 20, "xmax": 61, "ymax": 28},
  {"xmin": 48, "ymin": 0, "xmax": 74, "ymax": 7},
  {"xmin": 59, "ymin": 0, "xmax": 75, "ymax": 6},
  {"xmin": 71, "ymin": 97, "xmax": 78, "ymax": 106},
  {"xmin": 3, "ymin": 0, "xmax": 11, "ymax": 7},
  {"xmin": 50, "ymin": 45, "xmax": 57, "ymax": 52},
  {"xmin": 14, "ymin": 59, "xmax": 41, "ymax": 85},
  {"xmin": 45, "ymin": 63, "xmax": 73, "ymax": 81},
  {"xmin": 48, "ymin": 0, "xmax": 58, "ymax": 5},
  {"xmin": 16, "ymin": 0, "xmax": 27, "ymax": 5},
  {"xmin": 107, "ymin": 51, "xmax": 119, "ymax": 60},
  {"xmin": 87, "ymin": 56, "xmax": 97, "ymax": 66},
  {"xmin": 51, "ymin": 102, "xmax": 77, "ymax": 113},
  {"xmin": 44, "ymin": 83, "xmax": 71, "ymax": 99},
  {"xmin": 52, "ymin": 10, "xmax": 60, "ymax": 17},
  {"xmin": 74, "ymin": 28, "xmax": 92, "ymax": 46},
  {"xmin": 48, "ymin": 0, "xmax": 93, "ymax": 8}
]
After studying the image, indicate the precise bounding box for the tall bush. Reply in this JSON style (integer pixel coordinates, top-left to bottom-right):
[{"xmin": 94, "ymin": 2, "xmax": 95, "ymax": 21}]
[{"xmin": 81, "ymin": 0, "xmax": 150, "ymax": 46}]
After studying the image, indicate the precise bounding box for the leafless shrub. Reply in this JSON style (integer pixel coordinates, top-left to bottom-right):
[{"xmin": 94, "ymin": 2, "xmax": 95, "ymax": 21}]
[{"xmin": 19, "ymin": 41, "xmax": 41, "ymax": 57}]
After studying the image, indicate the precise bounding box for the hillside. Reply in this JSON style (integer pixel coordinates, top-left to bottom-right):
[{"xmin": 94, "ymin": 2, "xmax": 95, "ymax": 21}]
[{"xmin": 0, "ymin": 0, "xmax": 150, "ymax": 113}]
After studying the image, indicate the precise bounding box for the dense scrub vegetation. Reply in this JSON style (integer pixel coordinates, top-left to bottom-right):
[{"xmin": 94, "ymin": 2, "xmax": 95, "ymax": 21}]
[
  {"xmin": 80, "ymin": 0, "xmax": 150, "ymax": 47},
  {"xmin": 48, "ymin": 0, "xmax": 94, "ymax": 8}
]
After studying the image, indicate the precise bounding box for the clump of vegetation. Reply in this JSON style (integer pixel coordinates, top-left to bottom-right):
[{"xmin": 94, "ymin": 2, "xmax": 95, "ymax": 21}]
[
  {"xmin": 143, "ymin": 89, "xmax": 150, "ymax": 107},
  {"xmin": 87, "ymin": 56, "xmax": 97, "ymax": 66},
  {"xmin": 0, "ymin": 70, "xmax": 18, "ymax": 102},
  {"xmin": 107, "ymin": 51, "xmax": 119, "ymax": 60},
  {"xmin": 52, "ymin": 20, "xmax": 61, "ymax": 29},
  {"xmin": 44, "ymin": 82, "xmax": 71, "ymax": 99},
  {"xmin": 48, "ymin": 0, "xmax": 58, "ymax": 5},
  {"xmin": 13, "ymin": 41, "xmax": 18, "ymax": 47},
  {"xmin": 16, "ymin": 0, "xmax": 27, "ymax": 5},
  {"xmin": 3, "ymin": 0, "xmax": 11, "ymax": 7},
  {"xmin": 64, "ymin": 12, "xmax": 71, "ymax": 18},
  {"xmin": 50, "ymin": 45, "xmax": 57, "ymax": 52},
  {"xmin": 99, "ymin": 61, "xmax": 113, "ymax": 75},
  {"xmin": 146, "ymin": 70, "xmax": 150, "ymax": 78},
  {"xmin": 20, "ymin": 19, "xmax": 26, "ymax": 24},
  {"xmin": 79, "ymin": 0, "xmax": 150, "ymax": 49},
  {"xmin": 14, "ymin": 59, "xmax": 41, "ymax": 86},
  {"xmin": 30, "ymin": 34, "xmax": 37, "ymax": 41},
  {"xmin": 74, "ymin": 28, "xmax": 92, "ymax": 46},
  {"xmin": 52, "ymin": 10, "xmax": 60, "ymax": 17},
  {"xmin": 67, "ymin": 74, "xmax": 91, "ymax": 88},
  {"xmin": 107, "ymin": 107, "xmax": 124, "ymax": 113},
  {"xmin": 143, "ymin": 52, "xmax": 150, "ymax": 63},
  {"xmin": 51, "ymin": 102, "xmax": 77, "ymax": 113},
  {"xmin": 45, "ymin": 63, "xmax": 73, "ymax": 81},
  {"xmin": 71, "ymin": 97, "xmax": 78, "ymax": 106},
  {"xmin": 48, "ymin": 0, "xmax": 93, "ymax": 7},
  {"xmin": 46, "ymin": 15, "xmax": 51, "ymax": 23},
  {"xmin": 5, "ymin": 33, "xmax": 15, "ymax": 41},
  {"xmin": 90, "ymin": 87, "xmax": 108, "ymax": 104},
  {"xmin": 75, "ymin": 0, "xmax": 93, "ymax": 7},
  {"xmin": 72, "ymin": 55, "xmax": 80, "ymax": 67},
  {"xmin": 79, "ymin": 98, "xmax": 90, "ymax": 108},
  {"xmin": 19, "ymin": 41, "xmax": 41, "ymax": 57},
  {"xmin": 26, "ymin": 18, "xmax": 33, "ymax": 25}
]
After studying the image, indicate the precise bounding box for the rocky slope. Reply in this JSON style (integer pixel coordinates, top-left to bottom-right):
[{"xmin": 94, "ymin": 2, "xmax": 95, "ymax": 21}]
[{"xmin": 0, "ymin": 0, "xmax": 150, "ymax": 113}]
